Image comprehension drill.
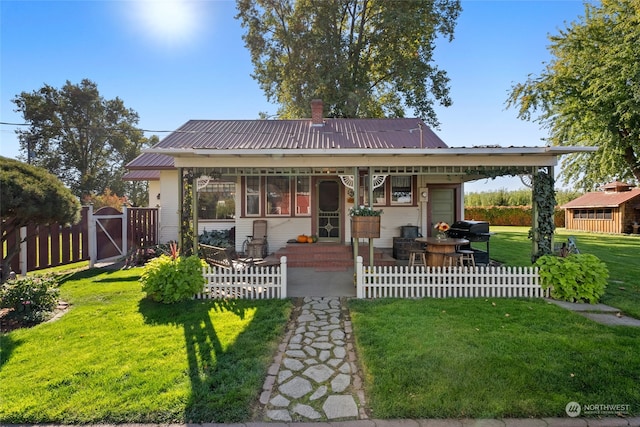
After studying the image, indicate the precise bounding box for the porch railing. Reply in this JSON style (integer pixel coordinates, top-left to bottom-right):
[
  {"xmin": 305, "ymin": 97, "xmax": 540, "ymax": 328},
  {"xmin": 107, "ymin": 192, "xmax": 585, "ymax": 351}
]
[
  {"xmin": 355, "ymin": 256, "xmax": 547, "ymax": 299},
  {"xmin": 196, "ymin": 256, "xmax": 287, "ymax": 300}
]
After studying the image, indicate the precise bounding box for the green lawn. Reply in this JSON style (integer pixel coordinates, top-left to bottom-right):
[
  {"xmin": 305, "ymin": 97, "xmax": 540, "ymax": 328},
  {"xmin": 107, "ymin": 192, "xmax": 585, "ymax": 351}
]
[
  {"xmin": 2, "ymin": 227, "xmax": 639, "ymax": 422},
  {"xmin": 350, "ymin": 226, "xmax": 640, "ymax": 419},
  {"xmin": 489, "ymin": 226, "xmax": 640, "ymax": 318},
  {"xmin": 0, "ymin": 267, "xmax": 292, "ymax": 424},
  {"xmin": 349, "ymin": 297, "xmax": 640, "ymax": 419}
]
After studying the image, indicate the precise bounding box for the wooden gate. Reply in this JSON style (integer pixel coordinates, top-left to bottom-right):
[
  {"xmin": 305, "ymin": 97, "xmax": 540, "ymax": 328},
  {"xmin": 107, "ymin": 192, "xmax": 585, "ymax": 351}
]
[
  {"xmin": 93, "ymin": 206, "xmax": 159, "ymax": 264},
  {"xmin": 94, "ymin": 206, "xmax": 124, "ymax": 262}
]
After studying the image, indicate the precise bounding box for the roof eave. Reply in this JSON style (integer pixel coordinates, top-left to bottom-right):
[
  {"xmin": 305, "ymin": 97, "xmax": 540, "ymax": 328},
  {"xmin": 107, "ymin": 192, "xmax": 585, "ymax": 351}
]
[{"xmin": 143, "ymin": 146, "xmax": 596, "ymax": 157}]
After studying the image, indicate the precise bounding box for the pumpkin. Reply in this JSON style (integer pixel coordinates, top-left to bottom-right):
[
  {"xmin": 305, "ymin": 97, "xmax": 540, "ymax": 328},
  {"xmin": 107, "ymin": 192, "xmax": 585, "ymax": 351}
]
[
  {"xmin": 311, "ymin": 235, "xmax": 319, "ymax": 243},
  {"xmin": 307, "ymin": 236, "xmax": 314, "ymax": 243},
  {"xmin": 297, "ymin": 234, "xmax": 307, "ymax": 243}
]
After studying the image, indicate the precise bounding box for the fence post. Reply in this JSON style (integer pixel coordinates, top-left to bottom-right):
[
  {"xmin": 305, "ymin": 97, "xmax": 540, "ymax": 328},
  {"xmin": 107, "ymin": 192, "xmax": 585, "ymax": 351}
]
[
  {"xmin": 88, "ymin": 204, "xmax": 96, "ymax": 268},
  {"xmin": 280, "ymin": 256, "xmax": 287, "ymax": 298},
  {"xmin": 122, "ymin": 204, "xmax": 128, "ymax": 257},
  {"xmin": 356, "ymin": 256, "xmax": 364, "ymax": 298},
  {"xmin": 18, "ymin": 226, "xmax": 27, "ymax": 277}
]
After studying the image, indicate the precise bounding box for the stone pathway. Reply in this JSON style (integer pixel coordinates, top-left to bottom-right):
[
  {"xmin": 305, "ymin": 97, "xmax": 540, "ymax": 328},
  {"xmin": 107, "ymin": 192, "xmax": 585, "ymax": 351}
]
[{"xmin": 259, "ymin": 296, "xmax": 366, "ymax": 422}]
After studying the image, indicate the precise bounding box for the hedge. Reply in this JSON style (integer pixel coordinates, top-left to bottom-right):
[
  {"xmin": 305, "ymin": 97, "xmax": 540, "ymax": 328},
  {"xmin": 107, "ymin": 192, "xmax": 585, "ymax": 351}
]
[{"xmin": 464, "ymin": 206, "xmax": 565, "ymax": 227}]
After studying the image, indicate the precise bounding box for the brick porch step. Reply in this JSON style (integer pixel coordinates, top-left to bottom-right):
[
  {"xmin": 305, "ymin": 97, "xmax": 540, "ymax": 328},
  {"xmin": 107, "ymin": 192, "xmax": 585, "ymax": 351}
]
[{"xmin": 270, "ymin": 242, "xmax": 396, "ymax": 271}]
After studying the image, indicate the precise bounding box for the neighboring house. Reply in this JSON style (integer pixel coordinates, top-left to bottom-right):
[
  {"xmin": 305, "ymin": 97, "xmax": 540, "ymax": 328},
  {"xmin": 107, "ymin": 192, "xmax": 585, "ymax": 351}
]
[
  {"xmin": 124, "ymin": 99, "xmax": 592, "ymax": 255},
  {"xmin": 562, "ymin": 181, "xmax": 640, "ymax": 234}
]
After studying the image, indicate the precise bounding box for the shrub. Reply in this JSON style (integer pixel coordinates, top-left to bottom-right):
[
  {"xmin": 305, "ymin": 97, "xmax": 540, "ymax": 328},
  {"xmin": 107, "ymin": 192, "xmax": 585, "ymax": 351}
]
[
  {"xmin": 199, "ymin": 229, "xmax": 234, "ymax": 247},
  {"xmin": 140, "ymin": 254, "xmax": 206, "ymax": 303},
  {"xmin": 534, "ymin": 253, "xmax": 609, "ymax": 303},
  {"xmin": 0, "ymin": 274, "xmax": 60, "ymax": 323}
]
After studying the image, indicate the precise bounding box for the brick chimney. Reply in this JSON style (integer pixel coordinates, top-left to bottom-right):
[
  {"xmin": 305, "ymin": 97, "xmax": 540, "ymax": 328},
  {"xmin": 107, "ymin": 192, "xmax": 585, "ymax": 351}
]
[{"xmin": 310, "ymin": 99, "xmax": 324, "ymax": 126}]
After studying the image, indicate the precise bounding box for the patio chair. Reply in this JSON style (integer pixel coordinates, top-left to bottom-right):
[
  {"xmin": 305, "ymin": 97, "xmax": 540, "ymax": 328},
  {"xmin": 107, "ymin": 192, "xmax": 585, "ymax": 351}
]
[
  {"xmin": 199, "ymin": 243, "xmax": 254, "ymax": 269},
  {"xmin": 245, "ymin": 220, "xmax": 268, "ymax": 259}
]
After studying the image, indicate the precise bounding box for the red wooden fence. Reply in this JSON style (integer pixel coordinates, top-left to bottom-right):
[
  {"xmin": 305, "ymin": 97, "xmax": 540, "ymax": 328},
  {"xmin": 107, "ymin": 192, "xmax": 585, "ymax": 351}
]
[{"xmin": 2, "ymin": 206, "xmax": 158, "ymax": 276}]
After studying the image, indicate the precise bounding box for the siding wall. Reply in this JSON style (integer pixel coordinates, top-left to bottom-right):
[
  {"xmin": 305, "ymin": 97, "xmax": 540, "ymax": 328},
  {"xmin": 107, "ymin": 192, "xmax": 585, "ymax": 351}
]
[
  {"xmin": 565, "ymin": 207, "xmax": 622, "ymax": 234},
  {"xmin": 158, "ymin": 169, "xmax": 180, "ymax": 243},
  {"xmin": 155, "ymin": 173, "xmax": 464, "ymax": 252}
]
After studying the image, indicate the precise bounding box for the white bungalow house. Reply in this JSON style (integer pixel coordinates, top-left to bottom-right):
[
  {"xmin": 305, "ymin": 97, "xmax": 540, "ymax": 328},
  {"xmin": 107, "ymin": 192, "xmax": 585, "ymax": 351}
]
[{"xmin": 125, "ymin": 100, "xmax": 592, "ymax": 266}]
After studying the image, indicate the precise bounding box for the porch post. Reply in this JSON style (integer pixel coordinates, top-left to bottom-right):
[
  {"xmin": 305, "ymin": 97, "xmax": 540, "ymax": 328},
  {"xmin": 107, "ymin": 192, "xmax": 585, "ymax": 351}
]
[
  {"xmin": 178, "ymin": 168, "xmax": 184, "ymax": 249},
  {"xmin": 368, "ymin": 167, "xmax": 374, "ymax": 267},
  {"xmin": 531, "ymin": 183, "xmax": 539, "ymax": 260},
  {"xmin": 352, "ymin": 167, "xmax": 359, "ymax": 271},
  {"xmin": 192, "ymin": 173, "xmax": 199, "ymax": 256}
]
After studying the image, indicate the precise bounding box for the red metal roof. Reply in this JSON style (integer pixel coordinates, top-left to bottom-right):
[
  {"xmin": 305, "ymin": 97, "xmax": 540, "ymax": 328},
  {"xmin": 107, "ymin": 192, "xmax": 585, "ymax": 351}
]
[
  {"xmin": 122, "ymin": 170, "xmax": 161, "ymax": 181},
  {"xmin": 153, "ymin": 118, "xmax": 446, "ymax": 150},
  {"xmin": 562, "ymin": 188, "xmax": 640, "ymax": 209},
  {"xmin": 126, "ymin": 153, "xmax": 175, "ymax": 169}
]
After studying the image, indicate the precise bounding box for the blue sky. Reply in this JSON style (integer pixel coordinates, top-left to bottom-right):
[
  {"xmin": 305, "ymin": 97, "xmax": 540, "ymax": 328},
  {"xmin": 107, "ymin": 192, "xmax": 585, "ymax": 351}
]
[{"xmin": 0, "ymin": 0, "xmax": 587, "ymax": 192}]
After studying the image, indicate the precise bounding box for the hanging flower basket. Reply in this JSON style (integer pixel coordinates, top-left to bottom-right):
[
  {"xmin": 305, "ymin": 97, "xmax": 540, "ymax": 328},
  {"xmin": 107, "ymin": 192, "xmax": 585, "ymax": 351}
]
[{"xmin": 351, "ymin": 216, "xmax": 381, "ymax": 238}]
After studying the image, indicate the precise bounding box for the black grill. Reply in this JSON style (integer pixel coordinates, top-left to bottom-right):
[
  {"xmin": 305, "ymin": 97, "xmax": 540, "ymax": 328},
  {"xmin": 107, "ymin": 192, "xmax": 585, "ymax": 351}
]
[{"xmin": 447, "ymin": 220, "xmax": 492, "ymax": 265}]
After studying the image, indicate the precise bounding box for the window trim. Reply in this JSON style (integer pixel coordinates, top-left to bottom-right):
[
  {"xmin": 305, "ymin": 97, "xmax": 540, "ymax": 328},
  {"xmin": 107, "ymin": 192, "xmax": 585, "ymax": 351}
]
[
  {"xmin": 265, "ymin": 176, "xmax": 291, "ymax": 217},
  {"xmin": 244, "ymin": 176, "xmax": 262, "ymax": 217}
]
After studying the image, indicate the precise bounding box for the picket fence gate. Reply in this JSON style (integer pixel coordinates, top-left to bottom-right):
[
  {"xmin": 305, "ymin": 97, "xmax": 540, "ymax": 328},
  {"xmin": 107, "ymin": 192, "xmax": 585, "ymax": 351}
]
[
  {"xmin": 196, "ymin": 256, "xmax": 288, "ymax": 300},
  {"xmin": 355, "ymin": 256, "xmax": 547, "ymax": 299}
]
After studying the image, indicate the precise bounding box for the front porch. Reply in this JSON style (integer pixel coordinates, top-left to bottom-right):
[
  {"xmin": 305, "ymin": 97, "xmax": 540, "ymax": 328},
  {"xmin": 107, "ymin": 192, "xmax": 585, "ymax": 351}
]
[{"xmin": 265, "ymin": 242, "xmax": 396, "ymax": 271}]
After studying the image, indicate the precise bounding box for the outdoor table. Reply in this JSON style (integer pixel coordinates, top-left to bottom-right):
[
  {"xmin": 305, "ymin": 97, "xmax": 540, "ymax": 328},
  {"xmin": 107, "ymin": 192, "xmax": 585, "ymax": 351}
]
[{"xmin": 415, "ymin": 237, "xmax": 470, "ymax": 267}]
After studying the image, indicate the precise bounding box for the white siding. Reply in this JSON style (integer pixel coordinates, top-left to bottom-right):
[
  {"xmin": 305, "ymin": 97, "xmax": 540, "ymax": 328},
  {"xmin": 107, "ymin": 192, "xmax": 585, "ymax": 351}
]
[
  {"xmin": 148, "ymin": 181, "xmax": 161, "ymax": 207},
  {"xmin": 235, "ymin": 217, "xmax": 311, "ymax": 253},
  {"xmin": 348, "ymin": 206, "xmax": 423, "ymax": 248},
  {"xmin": 158, "ymin": 170, "xmax": 180, "ymax": 243}
]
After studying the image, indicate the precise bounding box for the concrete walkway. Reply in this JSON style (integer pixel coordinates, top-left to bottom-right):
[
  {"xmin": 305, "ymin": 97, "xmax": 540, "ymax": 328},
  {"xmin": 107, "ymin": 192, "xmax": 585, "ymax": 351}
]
[{"xmin": 546, "ymin": 299, "xmax": 640, "ymax": 327}]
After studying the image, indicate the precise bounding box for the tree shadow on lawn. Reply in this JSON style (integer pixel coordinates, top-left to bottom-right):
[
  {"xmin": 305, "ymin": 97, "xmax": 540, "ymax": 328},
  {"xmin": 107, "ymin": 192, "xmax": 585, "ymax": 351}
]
[
  {"xmin": 0, "ymin": 334, "xmax": 23, "ymax": 370},
  {"xmin": 138, "ymin": 297, "xmax": 291, "ymax": 423}
]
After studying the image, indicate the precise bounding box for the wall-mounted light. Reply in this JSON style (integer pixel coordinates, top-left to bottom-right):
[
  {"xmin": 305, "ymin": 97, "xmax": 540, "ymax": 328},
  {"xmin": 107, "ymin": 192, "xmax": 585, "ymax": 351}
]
[{"xmin": 156, "ymin": 193, "xmax": 161, "ymax": 200}]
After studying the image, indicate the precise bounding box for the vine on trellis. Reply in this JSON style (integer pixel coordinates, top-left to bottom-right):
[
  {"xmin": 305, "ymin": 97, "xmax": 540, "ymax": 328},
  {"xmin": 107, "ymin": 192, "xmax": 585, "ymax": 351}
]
[
  {"xmin": 180, "ymin": 169, "xmax": 198, "ymax": 256},
  {"xmin": 529, "ymin": 169, "xmax": 556, "ymax": 262},
  {"xmin": 465, "ymin": 166, "xmax": 556, "ymax": 263}
]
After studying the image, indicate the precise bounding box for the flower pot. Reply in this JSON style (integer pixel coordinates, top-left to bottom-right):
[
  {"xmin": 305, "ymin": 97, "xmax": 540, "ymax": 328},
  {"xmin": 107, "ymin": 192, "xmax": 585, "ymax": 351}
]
[{"xmin": 352, "ymin": 216, "xmax": 381, "ymax": 238}]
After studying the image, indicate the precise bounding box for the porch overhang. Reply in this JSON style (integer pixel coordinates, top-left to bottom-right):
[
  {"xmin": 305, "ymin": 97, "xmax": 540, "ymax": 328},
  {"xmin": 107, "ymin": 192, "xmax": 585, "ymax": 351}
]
[{"xmin": 143, "ymin": 146, "xmax": 596, "ymax": 173}]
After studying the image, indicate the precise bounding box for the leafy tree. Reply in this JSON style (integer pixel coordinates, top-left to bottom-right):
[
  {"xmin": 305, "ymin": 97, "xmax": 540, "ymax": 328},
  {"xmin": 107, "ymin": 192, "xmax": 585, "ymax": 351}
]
[
  {"xmin": 82, "ymin": 188, "xmax": 129, "ymax": 210},
  {"xmin": 12, "ymin": 79, "xmax": 152, "ymax": 199},
  {"xmin": 507, "ymin": 0, "xmax": 640, "ymax": 190},
  {"xmin": 235, "ymin": 0, "xmax": 461, "ymax": 126},
  {"xmin": 0, "ymin": 157, "xmax": 81, "ymax": 281}
]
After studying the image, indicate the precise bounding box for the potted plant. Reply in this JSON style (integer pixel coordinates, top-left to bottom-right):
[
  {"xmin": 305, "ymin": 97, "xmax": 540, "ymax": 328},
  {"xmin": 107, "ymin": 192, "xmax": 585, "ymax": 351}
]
[
  {"xmin": 434, "ymin": 221, "xmax": 450, "ymax": 239},
  {"xmin": 350, "ymin": 205, "xmax": 383, "ymax": 238}
]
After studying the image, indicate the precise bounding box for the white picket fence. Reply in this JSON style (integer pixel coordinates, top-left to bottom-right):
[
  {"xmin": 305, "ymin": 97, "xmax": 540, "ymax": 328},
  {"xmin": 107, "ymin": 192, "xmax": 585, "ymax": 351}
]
[
  {"xmin": 195, "ymin": 255, "xmax": 547, "ymax": 300},
  {"xmin": 196, "ymin": 256, "xmax": 287, "ymax": 299},
  {"xmin": 355, "ymin": 256, "xmax": 547, "ymax": 299}
]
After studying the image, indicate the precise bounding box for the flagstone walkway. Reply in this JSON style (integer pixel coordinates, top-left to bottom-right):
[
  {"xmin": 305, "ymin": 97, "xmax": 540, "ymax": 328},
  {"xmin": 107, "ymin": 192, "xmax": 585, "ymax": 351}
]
[{"xmin": 259, "ymin": 296, "xmax": 367, "ymax": 422}]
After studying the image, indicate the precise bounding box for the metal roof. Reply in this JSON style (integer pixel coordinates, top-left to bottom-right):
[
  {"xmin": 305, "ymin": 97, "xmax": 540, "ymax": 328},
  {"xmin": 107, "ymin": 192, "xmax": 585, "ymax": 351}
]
[
  {"xmin": 562, "ymin": 188, "xmax": 640, "ymax": 209},
  {"xmin": 153, "ymin": 118, "xmax": 446, "ymax": 150},
  {"xmin": 122, "ymin": 170, "xmax": 161, "ymax": 181},
  {"xmin": 126, "ymin": 153, "xmax": 175, "ymax": 169}
]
